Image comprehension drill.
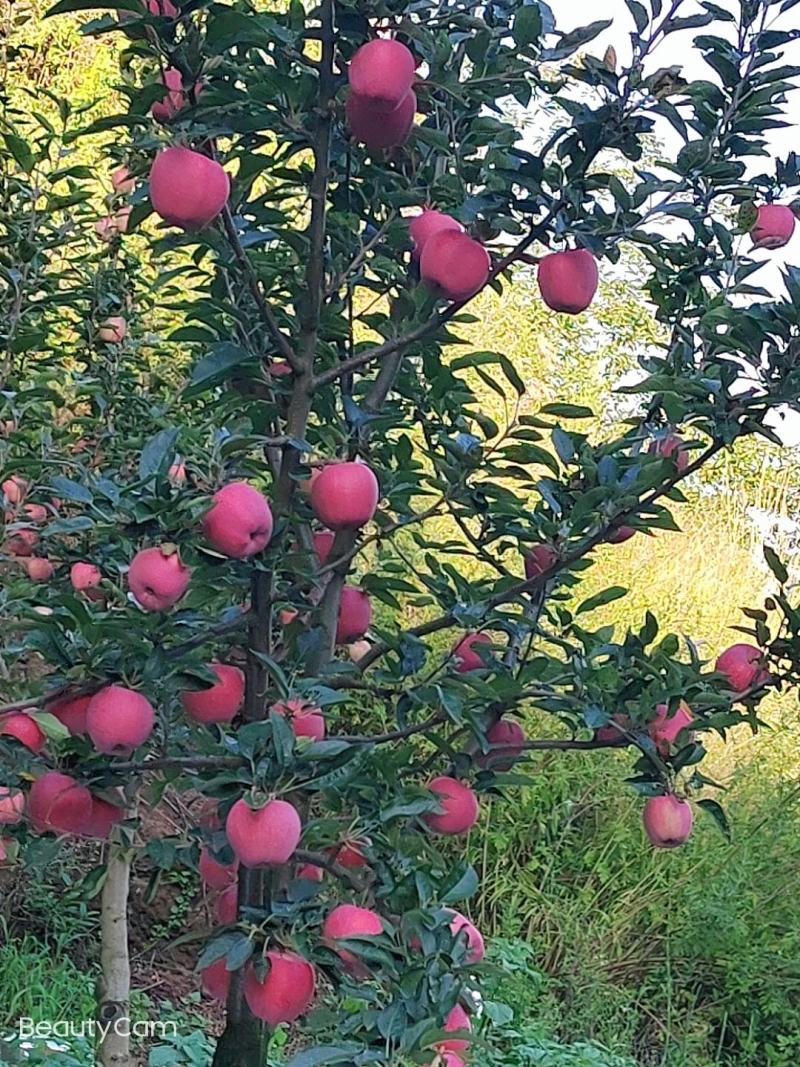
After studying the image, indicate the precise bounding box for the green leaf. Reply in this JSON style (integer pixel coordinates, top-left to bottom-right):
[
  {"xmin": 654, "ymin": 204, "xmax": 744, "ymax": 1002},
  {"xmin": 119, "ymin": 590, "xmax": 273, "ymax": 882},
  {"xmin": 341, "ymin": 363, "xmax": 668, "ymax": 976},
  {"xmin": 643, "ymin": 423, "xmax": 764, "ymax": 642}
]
[
  {"xmin": 29, "ymin": 711, "xmax": 70, "ymax": 742},
  {"xmin": 47, "ymin": 0, "xmax": 140, "ymax": 13},
  {"xmin": 4, "ymin": 134, "xmax": 34, "ymax": 173},
  {"xmin": 139, "ymin": 428, "xmax": 179, "ymax": 480},
  {"xmin": 540, "ymin": 403, "xmax": 594, "ymax": 419},
  {"xmin": 441, "ymin": 863, "xmax": 479, "ymax": 904},
  {"xmin": 184, "ymin": 343, "xmax": 252, "ymax": 398},
  {"xmin": 763, "ymin": 545, "xmax": 788, "ymax": 585},
  {"xmin": 697, "ymin": 797, "xmax": 731, "ymax": 840},
  {"xmin": 49, "ymin": 475, "xmax": 93, "ymax": 504},
  {"xmin": 546, "ymin": 19, "xmax": 613, "ymax": 60},
  {"xmin": 513, "ymin": 5, "xmax": 542, "ymax": 48},
  {"xmin": 576, "ymin": 586, "xmax": 628, "ymax": 614},
  {"xmin": 626, "ymin": 0, "xmax": 648, "ymax": 32},
  {"xmin": 284, "ymin": 1047, "xmax": 361, "ymax": 1067}
]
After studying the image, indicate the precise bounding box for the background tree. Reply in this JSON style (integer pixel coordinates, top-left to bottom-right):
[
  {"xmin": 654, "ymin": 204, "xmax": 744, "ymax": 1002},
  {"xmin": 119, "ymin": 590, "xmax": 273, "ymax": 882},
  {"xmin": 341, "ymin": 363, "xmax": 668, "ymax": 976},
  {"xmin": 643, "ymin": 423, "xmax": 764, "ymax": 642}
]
[{"xmin": 2, "ymin": 1, "xmax": 800, "ymax": 1067}]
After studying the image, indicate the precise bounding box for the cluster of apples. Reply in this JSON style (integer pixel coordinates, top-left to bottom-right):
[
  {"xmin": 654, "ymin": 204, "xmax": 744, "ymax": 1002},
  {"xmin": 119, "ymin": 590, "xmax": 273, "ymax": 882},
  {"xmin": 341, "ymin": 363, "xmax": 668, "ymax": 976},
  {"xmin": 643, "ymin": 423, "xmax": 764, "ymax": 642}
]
[{"xmin": 0, "ymin": 772, "xmax": 124, "ymax": 844}]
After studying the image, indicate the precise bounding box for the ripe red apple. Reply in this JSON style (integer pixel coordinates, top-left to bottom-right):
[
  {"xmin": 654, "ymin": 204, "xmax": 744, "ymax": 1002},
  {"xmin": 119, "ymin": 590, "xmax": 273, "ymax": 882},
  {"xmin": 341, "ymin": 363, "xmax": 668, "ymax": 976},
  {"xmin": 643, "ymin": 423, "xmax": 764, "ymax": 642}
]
[
  {"xmin": 79, "ymin": 796, "xmax": 125, "ymax": 839},
  {"xmin": 271, "ymin": 698, "xmax": 326, "ymax": 741},
  {"xmin": 203, "ymin": 481, "xmax": 273, "ymax": 559},
  {"xmin": 114, "ymin": 205, "xmax": 132, "ymax": 233},
  {"xmin": 28, "ymin": 771, "xmax": 92, "ymax": 834},
  {"xmin": 335, "ymin": 837, "xmax": 370, "ymax": 868},
  {"xmin": 348, "ymin": 39, "xmax": 416, "ymax": 112},
  {"xmin": 420, "ymin": 229, "xmax": 490, "ymax": 302},
  {"xmin": 649, "ymin": 432, "xmax": 688, "ymax": 472},
  {"xmin": 168, "ymin": 461, "xmax": 186, "ymax": 483},
  {"xmin": 313, "ymin": 529, "xmax": 336, "ymax": 566},
  {"xmin": 4, "ymin": 527, "xmax": 38, "ymax": 556},
  {"xmin": 98, "ymin": 316, "xmax": 127, "ymax": 343},
  {"xmin": 21, "ymin": 503, "xmax": 47, "ymax": 523},
  {"xmin": 336, "ymin": 585, "xmax": 372, "ymax": 643},
  {"xmin": 111, "ymin": 165, "xmax": 135, "ymax": 194},
  {"xmin": 594, "ymin": 713, "xmax": 631, "ymax": 743},
  {"xmin": 48, "ymin": 692, "xmax": 93, "ymax": 736},
  {"xmin": 478, "ymin": 718, "xmax": 526, "ymax": 771},
  {"xmin": 199, "ymin": 846, "xmax": 239, "ymax": 890},
  {"xmin": 151, "ymin": 66, "xmax": 202, "ymax": 122},
  {"xmin": 216, "ymin": 882, "xmax": 238, "ymax": 924},
  {"xmin": 447, "ymin": 910, "xmax": 485, "ymax": 963},
  {"xmin": 426, "ymin": 1053, "xmax": 464, "ymax": 1067},
  {"xmin": 149, "ymin": 146, "xmax": 229, "ymax": 230},
  {"xmin": 22, "ymin": 557, "xmax": 54, "ymax": 582},
  {"xmin": 226, "ymin": 797, "xmax": 302, "ymax": 867},
  {"xmin": 243, "ymin": 949, "xmax": 316, "ymax": 1025},
  {"xmin": 310, "ymin": 462, "xmax": 379, "ymax": 530},
  {"xmin": 2, "ymin": 475, "xmax": 28, "ymax": 504},
  {"xmin": 347, "ymin": 88, "xmax": 417, "ymax": 150},
  {"xmin": 523, "ymin": 543, "xmax": 558, "ymax": 580},
  {"xmin": 451, "ymin": 632, "xmax": 492, "ymax": 673},
  {"xmin": 201, "ymin": 958, "xmax": 230, "ymax": 1002},
  {"xmin": 751, "ymin": 204, "xmax": 796, "ymax": 249},
  {"xmin": 323, "ymin": 903, "xmax": 383, "ymax": 975},
  {"xmin": 649, "ymin": 701, "xmax": 694, "ymax": 754},
  {"xmin": 438, "ymin": 1004, "xmax": 472, "ymax": 1053},
  {"xmin": 0, "ymin": 712, "xmax": 46, "ymax": 753},
  {"xmin": 715, "ymin": 643, "xmax": 768, "ymax": 692},
  {"xmin": 70, "ymin": 562, "xmax": 102, "ymax": 592},
  {"xmin": 267, "ymin": 360, "xmax": 292, "ymax": 377},
  {"xmin": 409, "ymin": 210, "xmax": 463, "ymax": 257},
  {"xmin": 538, "ymin": 248, "xmax": 599, "ymax": 314},
  {"xmin": 642, "ymin": 794, "xmax": 693, "ymax": 848},
  {"xmin": 607, "ymin": 525, "xmax": 636, "ymax": 545},
  {"xmin": 85, "ymin": 684, "xmax": 155, "ymax": 756},
  {"xmin": 0, "ymin": 787, "xmax": 25, "ymax": 825},
  {"xmin": 128, "ymin": 544, "xmax": 191, "ymax": 611},
  {"xmin": 424, "ymin": 776, "xmax": 479, "ymax": 835},
  {"xmin": 181, "ymin": 663, "xmax": 245, "ymax": 725},
  {"xmin": 296, "ymin": 862, "xmax": 324, "ymax": 882}
]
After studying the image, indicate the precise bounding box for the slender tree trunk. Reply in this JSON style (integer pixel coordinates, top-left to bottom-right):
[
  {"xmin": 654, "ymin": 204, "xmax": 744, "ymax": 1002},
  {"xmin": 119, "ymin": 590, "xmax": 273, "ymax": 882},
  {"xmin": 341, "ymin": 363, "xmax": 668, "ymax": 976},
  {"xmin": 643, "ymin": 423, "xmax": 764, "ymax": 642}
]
[{"xmin": 97, "ymin": 839, "xmax": 132, "ymax": 1067}]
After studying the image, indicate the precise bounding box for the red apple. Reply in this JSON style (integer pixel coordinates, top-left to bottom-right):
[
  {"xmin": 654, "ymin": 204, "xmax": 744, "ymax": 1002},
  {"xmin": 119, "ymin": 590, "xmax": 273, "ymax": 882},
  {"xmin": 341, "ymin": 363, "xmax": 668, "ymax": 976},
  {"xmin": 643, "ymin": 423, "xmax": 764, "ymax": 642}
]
[
  {"xmin": 323, "ymin": 903, "xmax": 383, "ymax": 975},
  {"xmin": 420, "ymin": 229, "xmax": 490, "ymax": 302},
  {"xmin": 216, "ymin": 882, "xmax": 238, "ymax": 924},
  {"xmin": 409, "ymin": 210, "xmax": 463, "ymax": 257},
  {"xmin": 243, "ymin": 949, "xmax": 316, "ymax": 1025},
  {"xmin": 168, "ymin": 461, "xmax": 186, "ymax": 483},
  {"xmin": 203, "ymin": 482, "xmax": 273, "ymax": 559},
  {"xmin": 267, "ymin": 360, "xmax": 292, "ymax": 377},
  {"xmin": 0, "ymin": 787, "xmax": 25, "ymax": 825},
  {"xmin": 111, "ymin": 165, "xmax": 135, "ymax": 194},
  {"xmin": 715, "ymin": 643, "xmax": 768, "ymax": 693},
  {"xmin": 48, "ymin": 693, "xmax": 93, "ymax": 736},
  {"xmin": 128, "ymin": 544, "xmax": 191, "ymax": 611},
  {"xmin": 478, "ymin": 717, "xmax": 526, "ymax": 771},
  {"xmin": 22, "ymin": 557, "xmax": 54, "ymax": 582},
  {"xmin": 310, "ymin": 462, "xmax": 379, "ymax": 530},
  {"xmin": 296, "ymin": 862, "xmax": 324, "ymax": 882},
  {"xmin": 424, "ymin": 777, "xmax": 479, "ymax": 835},
  {"xmin": 181, "ymin": 663, "xmax": 245, "ymax": 725},
  {"xmin": 79, "ymin": 796, "xmax": 125, "ymax": 839},
  {"xmin": 451, "ymin": 632, "xmax": 492, "ymax": 673},
  {"xmin": 201, "ymin": 958, "xmax": 230, "ymax": 1002},
  {"xmin": 438, "ymin": 1004, "xmax": 472, "ymax": 1053},
  {"xmin": 643, "ymin": 794, "xmax": 693, "ymax": 848},
  {"xmin": 114, "ymin": 206, "xmax": 132, "ymax": 233},
  {"xmin": 0, "ymin": 712, "xmax": 46, "ymax": 753},
  {"xmin": 426, "ymin": 1054, "xmax": 464, "ymax": 1067},
  {"xmin": 607, "ymin": 525, "xmax": 636, "ymax": 545},
  {"xmin": 98, "ymin": 316, "xmax": 127, "ymax": 344},
  {"xmin": 149, "ymin": 146, "xmax": 229, "ymax": 230},
  {"xmin": 348, "ymin": 39, "xmax": 415, "ymax": 112},
  {"xmin": 335, "ymin": 837, "xmax": 370, "ymax": 869},
  {"xmin": 151, "ymin": 67, "xmax": 202, "ymax": 122},
  {"xmin": 649, "ymin": 701, "xmax": 694, "ymax": 754},
  {"xmin": 538, "ymin": 249, "xmax": 599, "ymax": 314},
  {"xmin": 2, "ymin": 475, "xmax": 28, "ymax": 504},
  {"xmin": 648, "ymin": 432, "xmax": 688, "ymax": 473},
  {"xmin": 751, "ymin": 204, "xmax": 796, "ymax": 249},
  {"xmin": 85, "ymin": 684, "xmax": 155, "ymax": 756},
  {"xmin": 70, "ymin": 562, "xmax": 102, "ymax": 592},
  {"xmin": 447, "ymin": 910, "xmax": 484, "ymax": 963},
  {"xmin": 226, "ymin": 797, "xmax": 302, "ymax": 867},
  {"xmin": 271, "ymin": 698, "xmax": 326, "ymax": 741},
  {"xmin": 347, "ymin": 639, "xmax": 371, "ymax": 663},
  {"xmin": 347, "ymin": 88, "xmax": 417, "ymax": 150},
  {"xmin": 28, "ymin": 771, "xmax": 92, "ymax": 835},
  {"xmin": 4, "ymin": 528, "xmax": 38, "ymax": 556},
  {"xmin": 336, "ymin": 585, "xmax": 372, "ymax": 643},
  {"xmin": 313, "ymin": 529, "xmax": 336, "ymax": 566},
  {"xmin": 523, "ymin": 543, "xmax": 557, "ymax": 580},
  {"xmin": 199, "ymin": 846, "xmax": 239, "ymax": 890},
  {"xmin": 593, "ymin": 713, "xmax": 631, "ymax": 744},
  {"xmin": 22, "ymin": 503, "xmax": 47, "ymax": 523}
]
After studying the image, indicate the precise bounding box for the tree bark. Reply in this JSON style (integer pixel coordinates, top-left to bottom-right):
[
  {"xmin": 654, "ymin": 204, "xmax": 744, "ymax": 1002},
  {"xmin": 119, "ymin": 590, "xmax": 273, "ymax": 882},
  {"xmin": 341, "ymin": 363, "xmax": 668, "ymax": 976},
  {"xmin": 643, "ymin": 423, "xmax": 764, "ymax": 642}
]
[{"xmin": 97, "ymin": 838, "xmax": 132, "ymax": 1067}]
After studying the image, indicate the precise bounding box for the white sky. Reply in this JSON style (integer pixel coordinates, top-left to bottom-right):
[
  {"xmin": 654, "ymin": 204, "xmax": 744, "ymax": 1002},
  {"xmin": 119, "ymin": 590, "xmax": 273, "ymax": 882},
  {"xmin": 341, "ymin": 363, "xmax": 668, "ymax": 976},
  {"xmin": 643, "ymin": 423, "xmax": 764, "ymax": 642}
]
[{"xmin": 549, "ymin": 0, "xmax": 800, "ymax": 443}]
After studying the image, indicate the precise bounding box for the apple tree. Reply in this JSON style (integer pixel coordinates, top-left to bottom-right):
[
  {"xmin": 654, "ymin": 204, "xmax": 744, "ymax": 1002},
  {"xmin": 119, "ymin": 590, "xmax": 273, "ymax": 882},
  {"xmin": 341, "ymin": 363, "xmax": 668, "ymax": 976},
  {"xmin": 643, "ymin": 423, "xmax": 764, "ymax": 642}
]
[{"xmin": 2, "ymin": 0, "xmax": 800, "ymax": 1066}]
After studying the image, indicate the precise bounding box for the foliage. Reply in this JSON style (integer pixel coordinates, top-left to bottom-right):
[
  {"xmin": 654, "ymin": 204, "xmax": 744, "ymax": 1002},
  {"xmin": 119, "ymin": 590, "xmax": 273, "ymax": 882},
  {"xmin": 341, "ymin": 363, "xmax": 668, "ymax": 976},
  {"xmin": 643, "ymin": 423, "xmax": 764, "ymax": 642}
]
[{"xmin": 3, "ymin": 0, "xmax": 800, "ymax": 1066}]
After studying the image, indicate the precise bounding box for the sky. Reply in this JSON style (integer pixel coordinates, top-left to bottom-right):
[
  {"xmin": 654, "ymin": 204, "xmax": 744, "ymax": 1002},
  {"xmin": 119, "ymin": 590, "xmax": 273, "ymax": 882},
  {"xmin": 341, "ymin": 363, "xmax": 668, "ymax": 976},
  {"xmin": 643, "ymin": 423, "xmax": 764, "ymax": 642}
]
[{"xmin": 547, "ymin": 0, "xmax": 800, "ymax": 443}]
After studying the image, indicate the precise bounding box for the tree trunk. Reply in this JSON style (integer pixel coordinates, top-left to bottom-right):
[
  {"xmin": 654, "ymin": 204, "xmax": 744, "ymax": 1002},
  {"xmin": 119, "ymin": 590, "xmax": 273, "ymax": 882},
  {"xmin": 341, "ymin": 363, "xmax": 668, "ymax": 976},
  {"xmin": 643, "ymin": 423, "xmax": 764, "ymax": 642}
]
[{"xmin": 97, "ymin": 839, "xmax": 132, "ymax": 1067}]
